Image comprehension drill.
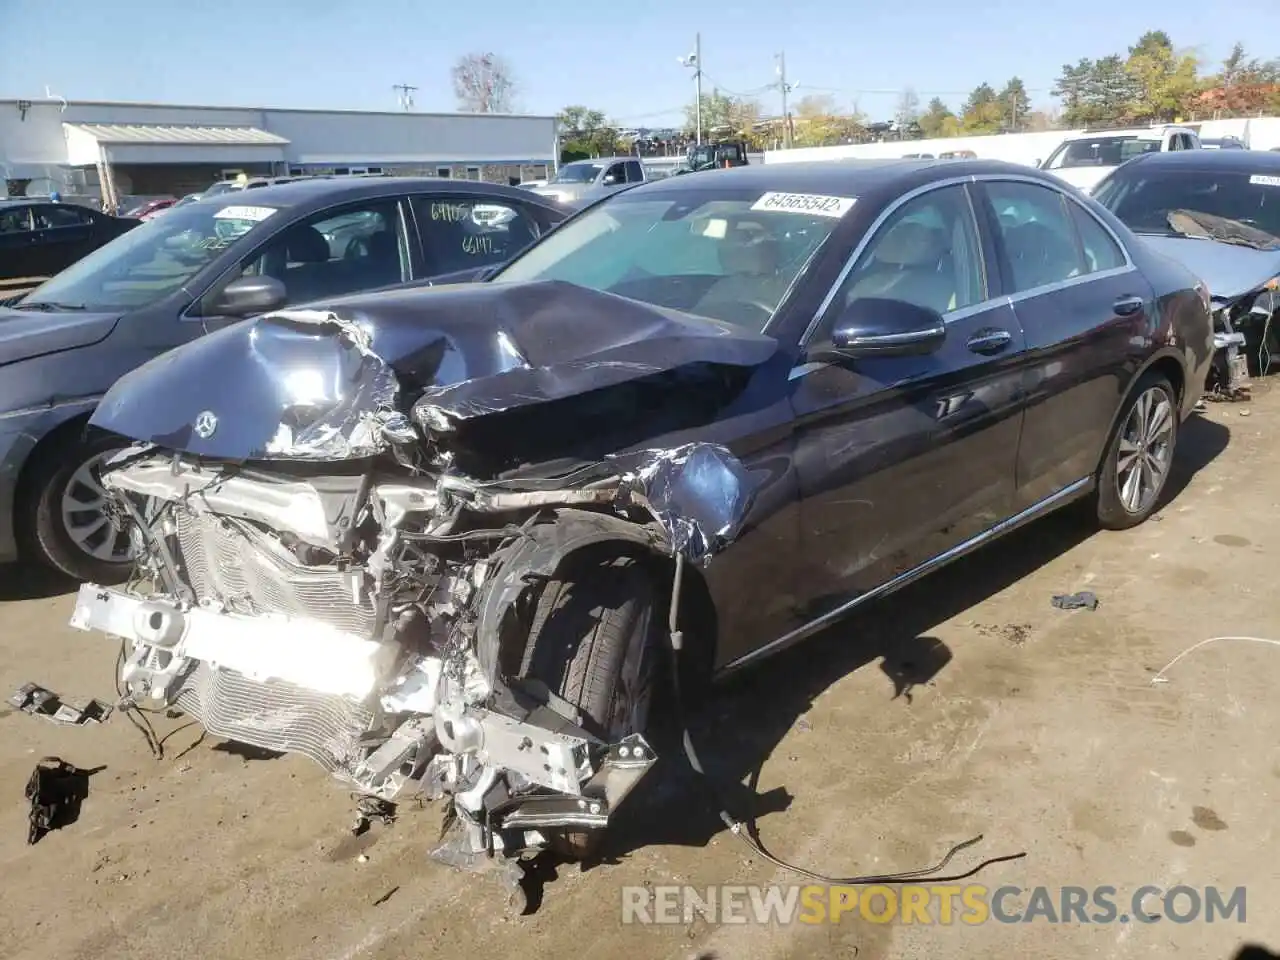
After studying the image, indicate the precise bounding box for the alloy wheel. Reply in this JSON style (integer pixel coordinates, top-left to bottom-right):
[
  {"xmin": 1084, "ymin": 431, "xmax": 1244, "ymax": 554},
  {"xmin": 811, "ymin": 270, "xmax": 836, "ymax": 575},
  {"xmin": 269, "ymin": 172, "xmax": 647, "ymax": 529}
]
[
  {"xmin": 1115, "ymin": 386, "xmax": 1174, "ymax": 515},
  {"xmin": 60, "ymin": 450, "xmax": 133, "ymax": 564}
]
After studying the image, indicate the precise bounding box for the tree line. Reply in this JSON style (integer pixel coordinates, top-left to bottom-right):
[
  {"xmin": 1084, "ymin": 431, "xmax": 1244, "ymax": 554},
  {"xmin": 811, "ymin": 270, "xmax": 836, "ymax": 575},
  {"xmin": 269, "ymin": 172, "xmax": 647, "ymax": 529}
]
[{"xmin": 450, "ymin": 34, "xmax": 1280, "ymax": 154}]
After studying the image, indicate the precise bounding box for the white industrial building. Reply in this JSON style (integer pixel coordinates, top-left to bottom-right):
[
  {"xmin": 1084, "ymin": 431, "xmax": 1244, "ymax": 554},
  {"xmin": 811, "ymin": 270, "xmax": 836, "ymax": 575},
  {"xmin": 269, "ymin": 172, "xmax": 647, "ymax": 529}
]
[{"xmin": 0, "ymin": 96, "xmax": 559, "ymax": 203}]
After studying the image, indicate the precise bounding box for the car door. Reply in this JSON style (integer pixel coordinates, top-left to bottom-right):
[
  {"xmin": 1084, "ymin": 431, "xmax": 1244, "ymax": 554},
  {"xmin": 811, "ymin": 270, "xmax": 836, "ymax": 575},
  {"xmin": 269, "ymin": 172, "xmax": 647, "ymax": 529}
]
[
  {"xmin": 29, "ymin": 204, "xmax": 99, "ymax": 275},
  {"xmin": 408, "ymin": 194, "xmax": 544, "ymax": 279},
  {"xmin": 0, "ymin": 205, "xmax": 36, "ymax": 281},
  {"xmin": 973, "ymin": 177, "xmax": 1154, "ymax": 508},
  {"xmin": 788, "ymin": 182, "xmax": 1027, "ymax": 618}
]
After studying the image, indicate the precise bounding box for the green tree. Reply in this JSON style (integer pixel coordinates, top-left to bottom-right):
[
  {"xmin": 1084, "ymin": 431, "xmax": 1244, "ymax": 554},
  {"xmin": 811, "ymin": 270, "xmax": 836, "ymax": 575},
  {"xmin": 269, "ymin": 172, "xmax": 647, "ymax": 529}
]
[
  {"xmin": 997, "ymin": 77, "xmax": 1032, "ymax": 131},
  {"xmin": 917, "ymin": 97, "xmax": 956, "ymax": 138},
  {"xmin": 684, "ymin": 90, "xmax": 761, "ymax": 140},
  {"xmin": 557, "ymin": 105, "xmax": 620, "ymax": 157},
  {"xmin": 1124, "ymin": 31, "xmax": 1200, "ymax": 121},
  {"xmin": 961, "ymin": 83, "xmax": 1003, "ymax": 134},
  {"xmin": 791, "ymin": 94, "xmax": 867, "ymax": 147}
]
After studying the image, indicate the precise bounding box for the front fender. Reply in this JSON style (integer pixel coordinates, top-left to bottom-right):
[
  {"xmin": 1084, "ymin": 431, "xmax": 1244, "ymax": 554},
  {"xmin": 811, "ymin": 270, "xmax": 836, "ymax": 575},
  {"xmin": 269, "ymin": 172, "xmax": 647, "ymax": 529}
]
[{"xmin": 0, "ymin": 396, "xmax": 101, "ymax": 562}]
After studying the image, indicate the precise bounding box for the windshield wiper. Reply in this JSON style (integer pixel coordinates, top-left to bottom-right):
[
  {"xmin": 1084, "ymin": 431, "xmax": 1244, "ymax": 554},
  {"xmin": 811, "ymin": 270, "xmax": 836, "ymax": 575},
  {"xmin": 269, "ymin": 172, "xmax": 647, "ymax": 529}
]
[
  {"xmin": 1166, "ymin": 209, "xmax": 1280, "ymax": 251},
  {"xmin": 15, "ymin": 300, "xmax": 88, "ymax": 312}
]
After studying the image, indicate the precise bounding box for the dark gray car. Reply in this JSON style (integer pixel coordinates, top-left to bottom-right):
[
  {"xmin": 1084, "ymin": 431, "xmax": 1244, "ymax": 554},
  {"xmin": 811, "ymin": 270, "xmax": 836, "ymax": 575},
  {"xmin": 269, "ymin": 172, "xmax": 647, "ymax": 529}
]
[{"xmin": 0, "ymin": 177, "xmax": 569, "ymax": 581}]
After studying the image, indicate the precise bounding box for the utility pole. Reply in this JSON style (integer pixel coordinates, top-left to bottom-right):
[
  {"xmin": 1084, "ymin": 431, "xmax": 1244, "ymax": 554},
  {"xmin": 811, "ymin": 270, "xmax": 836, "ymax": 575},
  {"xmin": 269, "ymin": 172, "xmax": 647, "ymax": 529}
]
[
  {"xmin": 680, "ymin": 34, "xmax": 703, "ymax": 145},
  {"xmin": 393, "ymin": 84, "xmax": 417, "ymax": 111},
  {"xmin": 775, "ymin": 52, "xmax": 795, "ymax": 149}
]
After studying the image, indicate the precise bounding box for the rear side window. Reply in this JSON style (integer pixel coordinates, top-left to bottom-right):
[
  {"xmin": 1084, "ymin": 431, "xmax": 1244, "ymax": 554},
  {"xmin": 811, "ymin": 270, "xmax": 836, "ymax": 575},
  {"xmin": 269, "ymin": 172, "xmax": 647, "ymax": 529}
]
[
  {"xmin": 984, "ymin": 181, "xmax": 1083, "ymax": 293},
  {"xmin": 1069, "ymin": 203, "xmax": 1126, "ymax": 273},
  {"xmin": 35, "ymin": 205, "xmax": 93, "ymax": 228},
  {"xmin": 411, "ymin": 196, "xmax": 540, "ymax": 275},
  {"xmin": 625, "ymin": 160, "xmax": 645, "ymax": 183},
  {"xmin": 0, "ymin": 206, "xmax": 33, "ymax": 233}
]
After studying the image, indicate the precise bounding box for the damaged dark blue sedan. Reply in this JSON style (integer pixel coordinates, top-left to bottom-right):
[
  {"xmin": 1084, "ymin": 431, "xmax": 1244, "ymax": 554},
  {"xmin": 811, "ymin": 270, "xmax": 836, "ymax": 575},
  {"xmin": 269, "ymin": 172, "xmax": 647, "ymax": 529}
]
[{"xmin": 68, "ymin": 159, "xmax": 1213, "ymax": 875}]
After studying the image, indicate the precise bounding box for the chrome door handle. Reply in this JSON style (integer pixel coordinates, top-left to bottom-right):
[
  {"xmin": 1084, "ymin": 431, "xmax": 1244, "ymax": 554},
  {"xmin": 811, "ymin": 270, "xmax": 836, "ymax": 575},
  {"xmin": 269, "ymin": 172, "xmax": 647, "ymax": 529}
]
[
  {"xmin": 965, "ymin": 328, "xmax": 1012, "ymax": 355},
  {"xmin": 1114, "ymin": 295, "xmax": 1145, "ymax": 317}
]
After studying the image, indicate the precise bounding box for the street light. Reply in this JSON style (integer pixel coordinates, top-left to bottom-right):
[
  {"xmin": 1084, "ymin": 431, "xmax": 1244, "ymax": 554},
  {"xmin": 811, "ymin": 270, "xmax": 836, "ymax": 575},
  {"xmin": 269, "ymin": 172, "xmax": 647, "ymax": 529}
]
[{"xmin": 678, "ymin": 33, "xmax": 703, "ymax": 146}]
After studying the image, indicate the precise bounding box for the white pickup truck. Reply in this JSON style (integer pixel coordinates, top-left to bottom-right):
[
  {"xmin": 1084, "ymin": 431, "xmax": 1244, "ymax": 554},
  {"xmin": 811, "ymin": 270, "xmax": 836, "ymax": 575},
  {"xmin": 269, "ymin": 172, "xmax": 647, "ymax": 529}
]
[{"xmin": 1039, "ymin": 125, "xmax": 1202, "ymax": 194}]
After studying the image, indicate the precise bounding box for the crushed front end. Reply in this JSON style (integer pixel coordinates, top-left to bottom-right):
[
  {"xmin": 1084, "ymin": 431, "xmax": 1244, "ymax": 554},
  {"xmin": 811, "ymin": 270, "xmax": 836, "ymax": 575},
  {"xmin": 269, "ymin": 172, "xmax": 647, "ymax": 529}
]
[{"xmin": 68, "ymin": 301, "xmax": 761, "ymax": 873}]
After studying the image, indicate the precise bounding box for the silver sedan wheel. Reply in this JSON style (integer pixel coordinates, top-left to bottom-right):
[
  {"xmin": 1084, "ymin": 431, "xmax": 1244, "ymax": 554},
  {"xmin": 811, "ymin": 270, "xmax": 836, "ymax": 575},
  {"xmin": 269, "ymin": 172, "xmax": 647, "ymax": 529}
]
[
  {"xmin": 60, "ymin": 450, "xmax": 133, "ymax": 564},
  {"xmin": 1115, "ymin": 386, "xmax": 1174, "ymax": 515}
]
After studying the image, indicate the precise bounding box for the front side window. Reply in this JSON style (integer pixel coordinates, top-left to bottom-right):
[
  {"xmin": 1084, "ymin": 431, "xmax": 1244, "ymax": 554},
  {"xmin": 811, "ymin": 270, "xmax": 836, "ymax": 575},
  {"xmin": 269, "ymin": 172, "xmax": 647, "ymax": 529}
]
[
  {"xmin": 410, "ymin": 195, "xmax": 539, "ymax": 275},
  {"xmin": 985, "ymin": 181, "xmax": 1084, "ymax": 292},
  {"xmin": 223, "ymin": 200, "xmax": 410, "ymax": 307},
  {"xmin": 1043, "ymin": 137, "xmax": 1162, "ymax": 170},
  {"xmin": 1094, "ymin": 167, "xmax": 1280, "ymax": 245},
  {"xmin": 15, "ymin": 202, "xmax": 282, "ymax": 311},
  {"xmin": 825, "ymin": 184, "xmax": 985, "ymax": 330},
  {"xmin": 492, "ymin": 190, "xmax": 842, "ymax": 330},
  {"xmin": 551, "ymin": 162, "xmax": 603, "ymax": 184},
  {"xmin": 604, "ymin": 163, "xmax": 627, "ymax": 184}
]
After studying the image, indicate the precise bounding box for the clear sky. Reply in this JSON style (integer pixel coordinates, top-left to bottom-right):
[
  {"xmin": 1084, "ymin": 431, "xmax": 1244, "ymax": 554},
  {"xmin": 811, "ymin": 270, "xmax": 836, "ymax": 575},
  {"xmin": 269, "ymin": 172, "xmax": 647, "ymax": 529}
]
[{"xmin": 2, "ymin": 0, "xmax": 1276, "ymax": 125}]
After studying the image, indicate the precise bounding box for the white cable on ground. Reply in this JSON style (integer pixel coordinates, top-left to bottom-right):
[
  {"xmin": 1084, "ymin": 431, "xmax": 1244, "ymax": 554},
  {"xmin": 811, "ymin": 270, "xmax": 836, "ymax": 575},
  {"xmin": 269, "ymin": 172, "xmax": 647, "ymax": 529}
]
[{"xmin": 1149, "ymin": 636, "xmax": 1280, "ymax": 685}]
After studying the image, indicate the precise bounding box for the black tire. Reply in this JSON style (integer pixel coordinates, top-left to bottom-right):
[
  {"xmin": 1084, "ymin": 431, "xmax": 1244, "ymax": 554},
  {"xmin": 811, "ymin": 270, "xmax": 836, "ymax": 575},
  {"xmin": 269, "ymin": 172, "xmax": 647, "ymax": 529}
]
[
  {"xmin": 1095, "ymin": 372, "xmax": 1179, "ymax": 531},
  {"xmin": 520, "ymin": 551, "xmax": 658, "ymax": 860},
  {"xmin": 17, "ymin": 429, "xmax": 133, "ymax": 583}
]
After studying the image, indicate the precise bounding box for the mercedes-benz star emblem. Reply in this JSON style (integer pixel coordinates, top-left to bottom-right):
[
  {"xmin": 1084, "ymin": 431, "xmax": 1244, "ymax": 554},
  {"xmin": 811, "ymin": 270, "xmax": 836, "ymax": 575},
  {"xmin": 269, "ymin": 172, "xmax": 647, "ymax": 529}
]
[{"xmin": 193, "ymin": 410, "xmax": 218, "ymax": 440}]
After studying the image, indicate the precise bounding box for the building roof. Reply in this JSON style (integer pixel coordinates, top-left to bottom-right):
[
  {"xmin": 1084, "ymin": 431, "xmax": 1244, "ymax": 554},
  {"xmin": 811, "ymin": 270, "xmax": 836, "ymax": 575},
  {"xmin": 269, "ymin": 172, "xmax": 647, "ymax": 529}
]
[
  {"xmin": 1, "ymin": 97, "xmax": 556, "ymax": 122},
  {"xmin": 64, "ymin": 122, "xmax": 290, "ymax": 146}
]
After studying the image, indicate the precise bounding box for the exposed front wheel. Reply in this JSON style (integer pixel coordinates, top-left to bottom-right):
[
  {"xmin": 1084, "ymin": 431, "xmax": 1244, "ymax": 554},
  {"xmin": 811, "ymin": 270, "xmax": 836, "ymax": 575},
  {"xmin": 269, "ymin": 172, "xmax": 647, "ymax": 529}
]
[
  {"xmin": 1096, "ymin": 373, "xmax": 1179, "ymax": 530},
  {"xmin": 520, "ymin": 551, "xmax": 659, "ymax": 860},
  {"xmin": 18, "ymin": 430, "xmax": 134, "ymax": 583}
]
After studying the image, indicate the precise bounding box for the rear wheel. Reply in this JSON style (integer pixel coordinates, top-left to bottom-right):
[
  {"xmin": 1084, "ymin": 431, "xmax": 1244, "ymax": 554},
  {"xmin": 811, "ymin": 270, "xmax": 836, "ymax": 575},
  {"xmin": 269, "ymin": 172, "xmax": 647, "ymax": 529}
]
[
  {"xmin": 1095, "ymin": 373, "xmax": 1178, "ymax": 530},
  {"xmin": 18, "ymin": 429, "xmax": 133, "ymax": 583},
  {"xmin": 520, "ymin": 551, "xmax": 658, "ymax": 860}
]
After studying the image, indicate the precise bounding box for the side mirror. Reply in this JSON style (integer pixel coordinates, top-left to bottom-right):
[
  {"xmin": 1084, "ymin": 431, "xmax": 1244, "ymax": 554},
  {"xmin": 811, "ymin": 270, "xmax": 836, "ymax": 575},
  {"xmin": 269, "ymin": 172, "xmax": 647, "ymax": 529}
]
[
  {"xmin": 827, "ymin": 297, "xmax": 946, "ymax": 359},
  {"xmin": 211, "ymin": 274, "xmax": 287, "ymax": 317},
  {"xmin": 602, "ymin": 174, "xmax": 619, "ymax": 185}
]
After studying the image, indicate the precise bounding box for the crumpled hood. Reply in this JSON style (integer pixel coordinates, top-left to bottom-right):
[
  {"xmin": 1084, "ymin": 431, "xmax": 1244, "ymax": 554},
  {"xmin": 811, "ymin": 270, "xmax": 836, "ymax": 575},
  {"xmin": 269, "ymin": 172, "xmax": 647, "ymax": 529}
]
[
  {"xmin": 0, "ymin": 307, "xmax": 122, "ymax": 368},
  {"xmin": 1138, "ymin": 235, "xmax": 1280, "ymax": 302},
  {"xmin": 89, "ymin": 280, "xmax": 779, "ymax": 461}
]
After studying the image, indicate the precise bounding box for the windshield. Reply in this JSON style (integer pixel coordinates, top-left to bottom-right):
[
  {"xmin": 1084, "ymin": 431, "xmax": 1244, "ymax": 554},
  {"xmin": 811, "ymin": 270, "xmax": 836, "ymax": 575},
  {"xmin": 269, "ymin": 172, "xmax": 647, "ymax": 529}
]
[
  {"xmin": 18, "ymin": 201, "xmax": 278, "ymax": 311},
  {"xmin": 491, "ymin": 189, "xmax": 844, "ymax": 330},
  {"xmin": 1044, "ymin": 136, "xmax": 1162, "ymax": 170},
  {"xmin": 552, "ymin": 163, "xmax": 603, "ymax": 184},
  {"xmin": 1094, "ymin": 168, "xmax": 1280, "ymax": 243}
]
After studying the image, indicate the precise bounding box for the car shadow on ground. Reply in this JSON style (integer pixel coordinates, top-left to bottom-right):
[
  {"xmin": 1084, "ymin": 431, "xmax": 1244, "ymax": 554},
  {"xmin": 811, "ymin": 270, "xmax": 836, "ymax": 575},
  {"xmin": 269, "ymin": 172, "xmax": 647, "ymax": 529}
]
[
  {"xmin": 0, "ymin": 563, "xmax": 77, "ymax": 602},
  {"xmin": 548, "ymin": 411, "xmax": 1231, "ymax": 898}
]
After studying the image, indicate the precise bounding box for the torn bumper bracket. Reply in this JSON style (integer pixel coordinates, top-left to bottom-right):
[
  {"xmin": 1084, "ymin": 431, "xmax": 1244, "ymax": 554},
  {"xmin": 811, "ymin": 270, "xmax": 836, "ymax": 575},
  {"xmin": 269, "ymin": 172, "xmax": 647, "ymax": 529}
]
[{"xmin": 493, "ymin": 733, "xmax": 656, "ymax": 832}]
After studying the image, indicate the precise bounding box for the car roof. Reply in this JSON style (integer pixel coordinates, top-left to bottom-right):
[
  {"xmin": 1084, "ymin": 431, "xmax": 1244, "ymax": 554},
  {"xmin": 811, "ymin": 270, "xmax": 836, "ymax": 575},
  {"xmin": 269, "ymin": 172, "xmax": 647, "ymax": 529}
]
[
  {"xmin": 186, "ymin": 176, "xmax": 567, "ymax": 213},
  {"xmin": 1121, "ymin": 150, "xmax": 1280, "ymax": 173},
  {"xmin": 1062, "ymin": 126, "xmax": 1183, "ymax": 140},
  {"xmin": 617, "ymin": 158, "xmax": 1047, "ymax": 198}
]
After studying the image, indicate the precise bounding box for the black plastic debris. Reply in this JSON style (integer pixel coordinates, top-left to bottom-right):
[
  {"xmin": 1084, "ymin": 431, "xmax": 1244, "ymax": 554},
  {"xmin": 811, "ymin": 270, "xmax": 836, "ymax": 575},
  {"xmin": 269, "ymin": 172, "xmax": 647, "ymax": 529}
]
[
  {"xmin": 25, "ymin": 757, "xmax": 98, "ymax": 845},
  {"xmin": 1051, "ymin": 591, "xmax": 1099, "ymax": 611},
  {"xmin": 9, "ymin": 683, "xmax": 112, "ymax": 725}
]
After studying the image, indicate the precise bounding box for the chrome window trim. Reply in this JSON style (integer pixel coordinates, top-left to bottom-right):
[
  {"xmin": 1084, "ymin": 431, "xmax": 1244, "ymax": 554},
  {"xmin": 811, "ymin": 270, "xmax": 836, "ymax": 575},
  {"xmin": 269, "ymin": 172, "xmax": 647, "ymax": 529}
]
[{"xmin": 802, "ymin": 172, "xmax": 1139, "ymax": 347}]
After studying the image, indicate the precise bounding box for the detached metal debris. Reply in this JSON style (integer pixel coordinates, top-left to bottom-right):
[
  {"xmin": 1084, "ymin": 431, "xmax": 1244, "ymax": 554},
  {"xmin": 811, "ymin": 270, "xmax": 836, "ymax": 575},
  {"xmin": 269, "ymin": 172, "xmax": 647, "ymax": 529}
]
[
  {"xmin": 9, "ymin": 683, "xmax": 112, "ymax": 725},
  {"xmin": 25, "ymin": 757, "xmax": 96, "ymax": 845}
]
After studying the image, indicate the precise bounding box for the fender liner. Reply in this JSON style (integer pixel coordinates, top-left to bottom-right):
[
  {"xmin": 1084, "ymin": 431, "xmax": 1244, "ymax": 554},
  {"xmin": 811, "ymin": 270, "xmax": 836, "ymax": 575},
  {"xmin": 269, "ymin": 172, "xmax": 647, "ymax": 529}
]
[{"xmin": 474, "ymin": 507, "xmax": 669, "ymax": 683}]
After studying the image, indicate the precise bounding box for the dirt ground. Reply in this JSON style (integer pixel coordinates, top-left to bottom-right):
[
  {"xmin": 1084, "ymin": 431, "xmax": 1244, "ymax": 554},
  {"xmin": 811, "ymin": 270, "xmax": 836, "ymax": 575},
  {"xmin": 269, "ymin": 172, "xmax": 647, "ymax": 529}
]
[{"xmin": 1, "ymin": 387, "xmax": 1278, "ymax": 960}]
